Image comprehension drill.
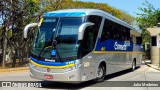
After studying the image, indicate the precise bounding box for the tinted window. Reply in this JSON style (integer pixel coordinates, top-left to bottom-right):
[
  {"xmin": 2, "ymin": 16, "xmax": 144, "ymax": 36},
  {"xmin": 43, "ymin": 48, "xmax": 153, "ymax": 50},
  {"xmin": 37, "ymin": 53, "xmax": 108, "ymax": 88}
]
[
  {"xmin": 151, "ymin": 36, "xmax": 156, "ymax": 46},
  {"xmin": 136, "ymin": 37, "xmax": 142, "ymax": 45},
  {"xmin": 31, "ymin": 17, "xmax": 84, "ymax": 60},
  {"xmin": 101, "ymin": 19, "xmax": 110, "ymax": 41},
  {"xmin": 80, "ymin": 15, "xmax": 102, "ymax": 57},
  {"xmin": 101, "ymin": 18, "xmax": 131, "ymax": 42}
]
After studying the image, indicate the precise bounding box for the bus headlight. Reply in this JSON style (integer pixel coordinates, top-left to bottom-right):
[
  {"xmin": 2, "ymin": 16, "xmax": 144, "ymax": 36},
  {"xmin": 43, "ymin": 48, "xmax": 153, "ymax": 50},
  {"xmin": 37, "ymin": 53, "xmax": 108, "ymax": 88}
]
[
  {"xmin": 64, "ymin": 62, "xmax": 82, "ymax": 72},
  {"xmin": 64, "ymin": 67, "xmax": 73, "ymax": 72}
]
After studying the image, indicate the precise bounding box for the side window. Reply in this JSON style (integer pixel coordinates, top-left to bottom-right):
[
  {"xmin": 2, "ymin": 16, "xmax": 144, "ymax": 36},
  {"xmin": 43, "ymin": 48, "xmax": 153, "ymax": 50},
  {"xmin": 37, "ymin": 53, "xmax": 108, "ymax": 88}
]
[
  {"xmin": 82, "ymin": 26, "xmax": 95, "ymax": 55},
  {"xmin": 81, "ymin": 15, "xmax": 102, "ymax": 57},
  {"xmin": 136, "ymin": 37, "xmax": 142, "ymax": 45},
  {"xmin": 101, "ymin": 19, "xmax": 115, "ymax": 42},
  {"xmin": 114, "ymin": 23, "xmax": 122, "ymax": 41},
  {"xmin": 101, "ymin": 18, "xmax": 131, "ymax": 42},
  {"xmin": 101, "ymin": 19, "xmax": 110, "ymax": 42},
  {"xmin": 121, "ymin": 27, "xmax": 126, "ymax": 41},
  {"xmin": 125, "ymin": 28, "xmax": 131, "ymax": 41},
  {"xmin": 151, "ymin": 36, "xmax": 156, "ymax": 46},
  {"xmin": 86, "ymin": 15, "xmax": 102, "ymax": 40}
]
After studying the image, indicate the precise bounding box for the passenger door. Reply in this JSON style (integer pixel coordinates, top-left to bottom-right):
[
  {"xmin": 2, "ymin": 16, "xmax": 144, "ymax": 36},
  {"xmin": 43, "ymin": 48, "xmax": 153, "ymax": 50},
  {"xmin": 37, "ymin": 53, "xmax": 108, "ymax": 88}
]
[{"xmin": 79, "ymin": 15, "xmax": 103, "ymax": 80}]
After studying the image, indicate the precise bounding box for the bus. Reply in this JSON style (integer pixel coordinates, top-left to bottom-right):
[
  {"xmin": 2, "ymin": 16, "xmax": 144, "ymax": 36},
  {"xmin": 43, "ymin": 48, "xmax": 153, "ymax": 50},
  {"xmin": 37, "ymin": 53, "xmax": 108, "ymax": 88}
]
[{"xmin": 24, "ymin": 9, "xmax": 143, "ymax": 82}]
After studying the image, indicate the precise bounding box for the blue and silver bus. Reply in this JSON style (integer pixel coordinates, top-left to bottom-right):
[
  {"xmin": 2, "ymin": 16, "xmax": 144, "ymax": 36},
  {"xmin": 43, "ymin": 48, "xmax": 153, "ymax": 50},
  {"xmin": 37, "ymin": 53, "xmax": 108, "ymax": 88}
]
[{"xmin": 24, "ymin": 9, "xmax": 143, "ymax": 82}]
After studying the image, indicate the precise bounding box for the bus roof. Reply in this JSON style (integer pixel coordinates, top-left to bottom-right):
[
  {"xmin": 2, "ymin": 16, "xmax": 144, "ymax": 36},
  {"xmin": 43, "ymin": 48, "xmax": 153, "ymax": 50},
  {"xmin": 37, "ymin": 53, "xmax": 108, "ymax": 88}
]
[{"xmin": 44, "ymin": 9, "xmax": 139, "ymax": 32}]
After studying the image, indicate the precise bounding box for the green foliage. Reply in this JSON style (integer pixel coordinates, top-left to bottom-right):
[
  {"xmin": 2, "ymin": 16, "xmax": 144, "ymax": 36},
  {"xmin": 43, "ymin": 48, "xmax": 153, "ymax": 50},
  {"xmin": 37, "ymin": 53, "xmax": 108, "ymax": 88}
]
[
  {"xmin": 136, "ymin": 1, "xmax": 160, "ymax": 44},
  {"xmin": 0, "ymin": 26, "xmax": 2, "ymax": 36},
  {"xmin": 137, "ymin": 1, "xmax": 160, "ymax": 30},
  {"xmin": 40, "ymin": 0, "xmax": 134, "ymax": 24},
  {"xmin": 7, "ymin": 29, "xmax": 12, "ymax": 39},
  {"xmin": 0, "ymin": 0, "xmax": 41, "ymax": 67}
]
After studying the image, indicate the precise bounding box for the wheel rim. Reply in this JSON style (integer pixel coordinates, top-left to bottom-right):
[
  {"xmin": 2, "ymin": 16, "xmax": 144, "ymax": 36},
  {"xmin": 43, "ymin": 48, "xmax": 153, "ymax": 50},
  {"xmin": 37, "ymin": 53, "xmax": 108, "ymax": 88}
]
[
  {"xmin": 97, "ymin": 67, "xmax": 104, "ymax": 78},
  {"xmin": 133, "ymin": 61, "xmax": 135, "ymax": 70}
]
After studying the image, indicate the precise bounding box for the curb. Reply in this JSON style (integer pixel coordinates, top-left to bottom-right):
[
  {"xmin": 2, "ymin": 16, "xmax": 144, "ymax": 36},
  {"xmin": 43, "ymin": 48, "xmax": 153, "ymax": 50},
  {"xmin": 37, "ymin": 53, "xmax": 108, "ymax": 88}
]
[
  {"xmin": 147, "ymin": 64, "xmax": 160, "ymax": 71},
  {"xmin": 0, "ymin": 67, "xmax": 29, "ymax": 72}
]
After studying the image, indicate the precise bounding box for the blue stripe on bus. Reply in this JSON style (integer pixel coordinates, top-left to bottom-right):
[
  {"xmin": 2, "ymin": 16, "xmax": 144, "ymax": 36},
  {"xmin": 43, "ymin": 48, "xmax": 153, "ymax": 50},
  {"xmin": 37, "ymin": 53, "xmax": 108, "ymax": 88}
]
[
  {"xmin": 95, "ymin": 38, "xmax": 143, "ymax": 51},
  {"xmin": 44, "ymin": 12, "xmax": 86, "ymax": 17},
  {"xmin": 30, "ymin": 57, "xmax": 76, "ymax": 66}
]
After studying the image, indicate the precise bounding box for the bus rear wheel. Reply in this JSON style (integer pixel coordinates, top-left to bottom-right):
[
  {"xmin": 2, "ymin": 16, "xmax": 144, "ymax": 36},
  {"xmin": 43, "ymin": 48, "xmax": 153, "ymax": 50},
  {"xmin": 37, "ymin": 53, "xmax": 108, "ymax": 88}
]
[
  {"xmin": 94, "ymin": 64, "xmax": 106, "ymax": 82},
  {"xmin": 132, "ymin": 60, "xmax": 136, "ymax": 71}
]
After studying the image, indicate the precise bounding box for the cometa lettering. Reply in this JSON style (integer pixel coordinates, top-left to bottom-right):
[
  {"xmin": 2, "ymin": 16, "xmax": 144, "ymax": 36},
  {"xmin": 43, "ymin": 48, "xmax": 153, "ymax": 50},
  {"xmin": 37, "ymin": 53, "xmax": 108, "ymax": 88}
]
[{"xmin": 114, "ymin": 42, "xmax": 127, "ymax": 50}]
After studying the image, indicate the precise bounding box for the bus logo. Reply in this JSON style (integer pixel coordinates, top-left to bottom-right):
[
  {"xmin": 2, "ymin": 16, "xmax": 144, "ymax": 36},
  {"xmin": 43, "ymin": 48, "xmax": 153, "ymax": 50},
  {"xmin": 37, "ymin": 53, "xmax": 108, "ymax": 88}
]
[
  {"xmin": 47, "ymin": 68, "xmax": 50, "ymax": 72},
  {"xmin": 114, "ymin": 42, "xmax": 127, "ymax": 50},
  {"xmin": 51, "ymin": 50, "xmax": 57, "ymax": 56}
]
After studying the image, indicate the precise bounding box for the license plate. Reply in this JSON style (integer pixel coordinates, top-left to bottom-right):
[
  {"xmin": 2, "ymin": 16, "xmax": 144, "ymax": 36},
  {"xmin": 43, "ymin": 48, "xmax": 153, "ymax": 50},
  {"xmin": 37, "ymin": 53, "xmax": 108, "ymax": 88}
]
[
  {"xmin": 45, "ymin": 59, "xmax": 55, "ymax": 62},
  {"xmin": 44, "ymin": 75, "xmax": 53, "ymax": 79}
]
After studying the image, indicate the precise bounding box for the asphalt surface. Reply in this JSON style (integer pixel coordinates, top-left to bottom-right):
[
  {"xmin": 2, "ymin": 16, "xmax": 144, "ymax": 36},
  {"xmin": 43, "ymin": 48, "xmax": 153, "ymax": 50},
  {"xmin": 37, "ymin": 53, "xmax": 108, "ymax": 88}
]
[{"xmin": 0, "ymin": 65, "xmax": 160, "ymax": 90}]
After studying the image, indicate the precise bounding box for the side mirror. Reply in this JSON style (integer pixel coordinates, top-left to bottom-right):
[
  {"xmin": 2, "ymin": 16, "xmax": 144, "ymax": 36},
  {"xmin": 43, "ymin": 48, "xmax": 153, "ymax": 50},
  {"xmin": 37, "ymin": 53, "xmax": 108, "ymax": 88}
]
[
  {"xmin": 24, "ymin": 23, "xmax": 38, "ymax": 38},
  {"xmin": 78, "ymin": 22, "xmax": 94, "ymax": 40}
]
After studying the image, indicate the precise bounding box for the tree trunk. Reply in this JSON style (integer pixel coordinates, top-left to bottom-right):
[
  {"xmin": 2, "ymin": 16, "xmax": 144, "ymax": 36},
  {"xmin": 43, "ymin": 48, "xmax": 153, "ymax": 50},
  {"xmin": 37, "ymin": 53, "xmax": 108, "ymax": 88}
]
[
  {"xmin": 2, "ymin": 27, "xmax": 8, "ymax": 68},
  {"xmin": 12, "ymin": 50, "xmax": 17, "ymax": 68}
]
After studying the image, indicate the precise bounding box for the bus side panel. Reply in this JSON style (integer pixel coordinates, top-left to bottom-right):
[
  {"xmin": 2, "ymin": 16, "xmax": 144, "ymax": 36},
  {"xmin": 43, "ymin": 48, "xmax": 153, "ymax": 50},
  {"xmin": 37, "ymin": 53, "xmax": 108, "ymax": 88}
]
[
  {"xmin": 92, "ymin": 54, "xmax": 115, "ymax": 75},
  {"xmin": 92, "ymin": 53, "xmax": 128, "ymax": 75},
  {"xmin": 80, "ymin": 55, "xmax": 96, "ymax": 81},
  {"xmin": 132, "ymin": 44, "xmax": 143, "ymax": 67}
]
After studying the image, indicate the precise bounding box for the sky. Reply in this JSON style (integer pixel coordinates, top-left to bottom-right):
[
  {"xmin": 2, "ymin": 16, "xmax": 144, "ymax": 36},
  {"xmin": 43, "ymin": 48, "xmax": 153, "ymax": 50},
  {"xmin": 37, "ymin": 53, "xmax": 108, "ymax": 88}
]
[{"xmin": 80, "ymin": 0, "xmax": 160, "ymax": 17}]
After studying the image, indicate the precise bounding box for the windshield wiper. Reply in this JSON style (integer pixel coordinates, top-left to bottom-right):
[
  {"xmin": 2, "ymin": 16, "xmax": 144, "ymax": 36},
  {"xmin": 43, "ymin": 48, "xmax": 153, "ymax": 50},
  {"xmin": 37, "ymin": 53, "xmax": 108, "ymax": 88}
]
[
  {"xmin": 50, "ymin": 18, "xmax": 63, "ymax": 62},
  {"xmin": 37, "ymin": 35, "xmax": 63, "ymax": 62},
  {"xmin": 37, "ymin": 42, "xmax": 51, "ymax": 59},
  {"xmin": 52, "ymin": 40, "xmax": 63, "ymax": 62},
  {"xmin": 37, "ymin": 29, "xmax": 54, "ymax": 59}
]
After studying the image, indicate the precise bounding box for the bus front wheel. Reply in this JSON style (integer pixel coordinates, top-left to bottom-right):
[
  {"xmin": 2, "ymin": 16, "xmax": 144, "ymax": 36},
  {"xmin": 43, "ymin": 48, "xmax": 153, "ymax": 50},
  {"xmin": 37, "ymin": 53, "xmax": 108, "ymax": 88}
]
[{"xmin": 94, "ymin": 64, "xmax": 106, "ymax": 82}]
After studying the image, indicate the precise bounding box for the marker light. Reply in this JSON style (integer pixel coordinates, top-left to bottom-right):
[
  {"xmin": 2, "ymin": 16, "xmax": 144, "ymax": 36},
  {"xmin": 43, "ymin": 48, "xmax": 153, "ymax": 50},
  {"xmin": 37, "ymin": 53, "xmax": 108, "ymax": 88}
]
[{"xmin": 64, "ymin": 60, "xmax": 82, "ymax": 72}]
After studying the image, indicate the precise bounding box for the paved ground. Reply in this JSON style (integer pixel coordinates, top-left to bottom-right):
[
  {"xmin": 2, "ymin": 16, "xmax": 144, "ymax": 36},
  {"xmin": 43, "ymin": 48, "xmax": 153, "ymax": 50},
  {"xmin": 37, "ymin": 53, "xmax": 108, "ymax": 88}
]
[{"xmin": 0, "ymin": 65, "xmax": 160, "ymax": 90}]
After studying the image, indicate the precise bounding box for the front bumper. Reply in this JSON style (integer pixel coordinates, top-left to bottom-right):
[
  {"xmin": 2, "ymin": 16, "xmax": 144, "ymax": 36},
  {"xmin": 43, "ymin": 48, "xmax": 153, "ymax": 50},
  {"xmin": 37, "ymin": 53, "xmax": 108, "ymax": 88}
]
[{"xmin": 29, "ymin": 63, "xmax": 82, "ymax": 82}]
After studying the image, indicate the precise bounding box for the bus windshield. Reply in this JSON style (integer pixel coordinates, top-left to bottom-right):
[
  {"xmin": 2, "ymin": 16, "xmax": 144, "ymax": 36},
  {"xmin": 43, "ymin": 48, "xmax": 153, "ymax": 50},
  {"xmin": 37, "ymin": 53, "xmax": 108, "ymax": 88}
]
[{"xmin": 31, "ymin": 17, "xmax": 84, "ymax": 61}]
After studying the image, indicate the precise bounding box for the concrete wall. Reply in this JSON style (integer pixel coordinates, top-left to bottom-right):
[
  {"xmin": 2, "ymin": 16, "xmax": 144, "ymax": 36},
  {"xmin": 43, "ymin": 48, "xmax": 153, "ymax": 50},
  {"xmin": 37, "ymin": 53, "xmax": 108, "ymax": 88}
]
[
  {"xmin": 151, "ymin": 46, "xmax": 160, "ymax": 64},
  {"xmin": 147, "ymin": 28, "xmax": 160, "ymax": 64},
  {"xmin": 147, "ymin": 28, "xmax": 160, "ymax": 36}
]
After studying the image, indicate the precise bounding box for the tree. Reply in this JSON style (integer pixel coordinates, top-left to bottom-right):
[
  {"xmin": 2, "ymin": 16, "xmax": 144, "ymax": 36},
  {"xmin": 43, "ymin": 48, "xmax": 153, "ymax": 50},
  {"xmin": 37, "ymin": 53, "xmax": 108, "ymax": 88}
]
[
  {"xmin": 39, "ymin": 0, "xmax": 134, "ymax": 24},
  {"xmin": 136, "ymin": 1, "xmax": 160, "ymax": 44},
  {"xmin": 9, "ymin": 0, "xmax": 40, "ymax": 67},
  {"xmin": 137, "ymin": 1, "xmax": 160, "ymax": 30},
  {"xmin": 0, "ymin": 0, "xmax": 40, "ymax": 68},
  {"xmin": 0, "ymin": 0, "xmax": 13, "ymax": 68},
  {"xmin": 0, "ymin": 26, "xmax": 2, "ymax": 63}
]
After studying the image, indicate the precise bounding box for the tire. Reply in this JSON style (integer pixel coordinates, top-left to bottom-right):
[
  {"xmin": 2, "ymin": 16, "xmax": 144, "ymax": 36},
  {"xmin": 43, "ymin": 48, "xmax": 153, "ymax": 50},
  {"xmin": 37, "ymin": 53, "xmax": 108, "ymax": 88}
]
[
  {"xmin": 94, "ymin": 64, "xmax": 106, "ymax": 82},
  {"xmin": 132, "ymin": 60, "xmax": 136, "ymax": 71}
]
